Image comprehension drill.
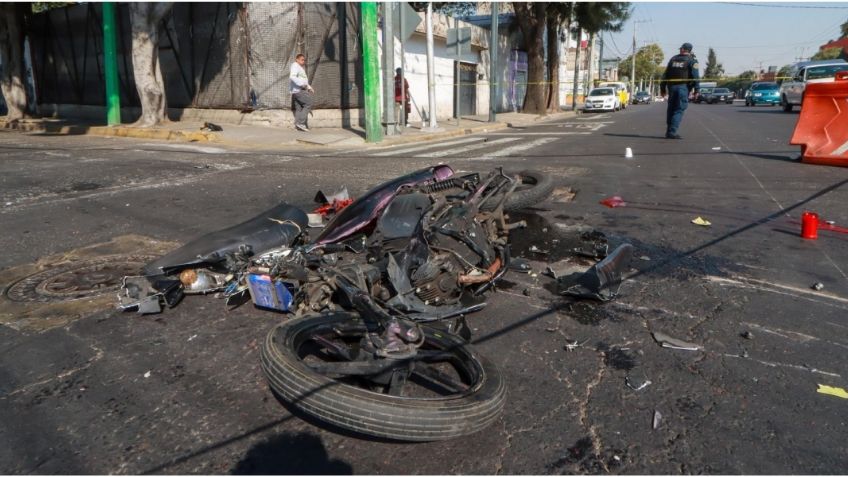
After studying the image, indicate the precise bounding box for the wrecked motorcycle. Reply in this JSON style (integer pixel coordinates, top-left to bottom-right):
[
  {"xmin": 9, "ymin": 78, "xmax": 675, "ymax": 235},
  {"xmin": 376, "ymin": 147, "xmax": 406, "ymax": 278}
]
[{"xmin": 118, "ymin": 165, "xmax": 629, "ymax": 441}]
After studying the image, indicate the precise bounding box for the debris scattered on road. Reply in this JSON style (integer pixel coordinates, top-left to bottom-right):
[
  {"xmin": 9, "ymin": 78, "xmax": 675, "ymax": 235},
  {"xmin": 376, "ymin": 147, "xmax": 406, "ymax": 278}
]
[
  {"xmin": 188, "ymin": 334, "xmax": 198, "ymax": 341},
  {"xmin": 812, "ymin": 282, "xmax": 824, "ymax": 291},
  {"xmin": 625, "ymin": 376, "xmax": 652, "ymax": 391},
  {"xmin": 509, "ymin": 258, "xmax": 532, "ymax": 273},
  {"xmin": 691, "ymin": 216, "xmax": 711, "ymax": 226},
  {"xmin": 638, "ymin": 255, "xmax": 651, "ymax": 261},
  {"xmin": 528, "ymin": 244, "xmax": 548, "ymax": 254},
  {"xmin": 143, "ymin": 371, "xmax": 151, "ymax": 378},
  {"xmin": 712, "ymin": 147, "xmax": 721, "ymax": 151},
  {"xmin": 565, "ymin": 338, "xmax": 589, "ymax": 352},
  {"xmin": 307, "ymin": 213, "xmax": 325, "ymax": 228},
  {"xmin": 651, "ymin": 331, "xmax": 701, "ymax": 351},
  {"xmin": 817, "ymin": 384, "xmax": 848, "ymax": 399},
  {"xmin": 652, "ymin": 410, "xmax": 662, "ymax": 430},
  {"xmin": 741, "ymin": 330, "xmax": 754, "ymax": 340},
  {"xmin": 545, "ymin": 327, "xmax": 558, "ymax": 333},
  {"xmin": 522, "ymin": 288, "xmax": 530, "ymax": 296},
  {"xmin": 600, "ymin": 196, "xmax": 627, "ymax": 208},
  {"xmin": 201, "ymin": 121, "xmax": 223, "ymax": 132},
  {"xmin": 559, "ymin": 243, "xmax": 633, "ymax": 301},
  {"xmin": 550, "ymin": 187, "xmax": 576, "ymax": 203}
]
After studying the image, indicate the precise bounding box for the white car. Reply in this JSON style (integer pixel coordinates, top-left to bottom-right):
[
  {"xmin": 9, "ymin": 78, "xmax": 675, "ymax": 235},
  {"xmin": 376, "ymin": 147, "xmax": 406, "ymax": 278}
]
[
  {"xmin": 779, "ymin": 59, "xmax": 848, "ymax": 112},
  {"xmin": 583, "ymin": 87, "xmax": 621, "ymax": 112}
]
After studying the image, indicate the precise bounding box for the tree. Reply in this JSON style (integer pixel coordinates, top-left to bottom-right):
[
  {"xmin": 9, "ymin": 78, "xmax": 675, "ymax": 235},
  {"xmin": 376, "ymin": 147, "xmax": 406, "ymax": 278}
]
[
  {"xmin": 703, "ymin": 47, "xmax": 724, "ymax": 81},
  {"xmin": 570, "ymin": 3, "xmax": 630, "ymax": 107},
  {"xmin": 720, "ymin": 70, "xmax": 757, "ymax": 96},
  {"xmin": 432, "ymin": 2, "xmax": 476, "ymax": 18},
  {"xmin": 513, "ymin": 2, "xmax": 548, "ymax": 115},
  {"xmin": 129, "ymin": 2, "xmax": 173, "ymax": 127},
  {"xmin": 776, "ymin": 64, "xmax": 792, "ymax": 84},
  {"xmin": 617, "ymin": 43, "xmax": 663, "ymax": 85},
  {"xmin": 812, "ymin": 46, "xmax": 843, "ymax": 61},
  {"xmin": 841, "ymin": 18, "xmax": 848, "ymax": 38},
  {"xmin": 0, "ymin": 4, "xmax": 28, "ymax": 120},
  {"xmin": 545, "ymin": 3, "xmax": 574, "ymax": 112}
]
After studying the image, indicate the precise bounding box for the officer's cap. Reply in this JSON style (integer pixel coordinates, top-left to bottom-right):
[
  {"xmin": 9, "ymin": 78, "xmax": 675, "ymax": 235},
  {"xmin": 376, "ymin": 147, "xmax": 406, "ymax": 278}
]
[{"xmin": 680, "ymin": 42, "xmax": 693, "ymax": 52}]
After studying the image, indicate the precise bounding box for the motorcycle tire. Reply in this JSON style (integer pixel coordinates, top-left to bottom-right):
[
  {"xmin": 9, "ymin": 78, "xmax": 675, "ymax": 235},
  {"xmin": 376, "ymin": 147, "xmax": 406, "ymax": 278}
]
[
  {"xmin": 260, "ymin": 312, "xmax": 506, "ymax": 442},
  {"xmin": 499, "ymin": 170, "xmax": 554, "ymax": 211}
]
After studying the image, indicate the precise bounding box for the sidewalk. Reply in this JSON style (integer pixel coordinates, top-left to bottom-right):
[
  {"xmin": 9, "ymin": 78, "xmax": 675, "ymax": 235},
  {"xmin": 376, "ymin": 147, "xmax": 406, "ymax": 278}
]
[{"xmin": 0, "ymin": 110, "xmax": 579, "ymax": 151}]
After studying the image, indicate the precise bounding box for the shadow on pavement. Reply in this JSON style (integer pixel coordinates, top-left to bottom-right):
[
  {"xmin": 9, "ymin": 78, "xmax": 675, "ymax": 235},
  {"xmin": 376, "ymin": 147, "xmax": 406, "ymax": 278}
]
[
  {"xmin": 724, "ymin": 150, "xmax": 799, "ymax": 162},
  {"xmin": 231, "ymin": 432, "xmax": 352, "ymax": 475}
]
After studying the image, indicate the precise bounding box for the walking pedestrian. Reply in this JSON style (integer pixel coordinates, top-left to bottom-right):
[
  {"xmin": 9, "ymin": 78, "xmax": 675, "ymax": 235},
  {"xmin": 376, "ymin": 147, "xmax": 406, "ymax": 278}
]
[
  {"xmin": 290, "ymin": 53, "xmax": 314, "ymax": 132},
  {"xmin": 660, "ymin": 42, "xmax": 699, "ymax": 139},
  {"xmin": 394, "ymin": 68, "xmax": 411, "ymax": 126}
]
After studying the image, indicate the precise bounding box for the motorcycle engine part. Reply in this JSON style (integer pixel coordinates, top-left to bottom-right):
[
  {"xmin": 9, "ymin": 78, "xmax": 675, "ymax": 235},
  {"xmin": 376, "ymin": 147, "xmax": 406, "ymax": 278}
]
[
  {"xmin": 410, "ymin": 255, "xmax": 461, "ymax": 305},
  {"xmin": 178, "ymin": 269, "xmax": 225, "ymax": 293},
  {"xmin": 247, "ymin": 273, "xmax": 294, "ymax": 312},
  {"xmin": 260, "ymin": 312, "xmax": 506, "ymax": 441}
]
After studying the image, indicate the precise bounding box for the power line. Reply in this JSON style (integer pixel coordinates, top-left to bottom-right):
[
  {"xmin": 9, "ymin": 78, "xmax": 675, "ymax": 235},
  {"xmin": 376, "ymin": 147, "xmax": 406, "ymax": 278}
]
[{"xmin": 721, "ymin": 2, "xmax": 848, "ymax": 8}]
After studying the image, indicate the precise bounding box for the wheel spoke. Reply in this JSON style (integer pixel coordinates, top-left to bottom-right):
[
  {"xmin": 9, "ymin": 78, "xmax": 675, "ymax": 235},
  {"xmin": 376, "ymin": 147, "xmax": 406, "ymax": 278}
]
[
  {"xmin": 307, "ymin": 359, "xmax": 397, "ymax": 377},
  {"xmin": 410, "ymin": 364, "xmax": 468, "ymax": 395}
]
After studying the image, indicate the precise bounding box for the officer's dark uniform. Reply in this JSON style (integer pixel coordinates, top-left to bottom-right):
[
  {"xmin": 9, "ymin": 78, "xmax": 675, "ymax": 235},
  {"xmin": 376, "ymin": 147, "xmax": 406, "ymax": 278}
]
[{"xmin": 660, "ymin": 43, "xmax": 700, "ymax": 139}]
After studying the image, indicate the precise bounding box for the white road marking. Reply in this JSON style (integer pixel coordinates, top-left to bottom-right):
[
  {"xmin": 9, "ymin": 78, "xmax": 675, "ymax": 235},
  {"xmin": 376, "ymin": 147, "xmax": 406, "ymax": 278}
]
[
  {"xmin": 415, "ymin": 137, "xmax": 520, "ymax": 158},
  {"xmin": 463, "ymin": 137, "xmax": 559, "ymax": 161},
  {"xmin": 138, "ymin": 143, "xmax": 233, "ymax": 154},
  {"xmin": 371, "ymin": 137, "xmax": 483, "ymax": 156},
  {"xmin": 831, "ymin": 139, "xmax": 848, "ymax": 156},
  {"xmin": 485, "ymin": 132, "xmax": 592, "ymax": 136}
]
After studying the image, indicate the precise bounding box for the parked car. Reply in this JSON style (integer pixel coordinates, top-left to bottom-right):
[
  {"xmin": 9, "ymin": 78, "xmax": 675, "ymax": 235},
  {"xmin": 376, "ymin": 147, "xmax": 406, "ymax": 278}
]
[
  {"xmin": 583, "ymin": 87, "xmax": 621, "ymax": 112},
  {"xmin": 779, "ymin": 59, "xmax": 848, "ymax": 112},
  {"xmin": 694, "ymin": 87, "xmax": 713, "ymax": 103},
  {"xmin": 598, "ymin": 82, "xmax": 630, "ymax": 109},
  {"xmin": 745, "ymin": 82, "xmax": 780, "ymax": 106},
  {"xmin": 701, "ymin": 87, "xmax": 734, "ymax": 104},
  {"xmin": 632, "ymin": 91, "xmax": 652, "ymax": 104}
]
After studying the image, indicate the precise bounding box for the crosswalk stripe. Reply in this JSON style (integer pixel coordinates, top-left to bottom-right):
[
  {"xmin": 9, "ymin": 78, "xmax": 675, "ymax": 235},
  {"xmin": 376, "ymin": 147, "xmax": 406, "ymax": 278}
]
[
  {"xmin": 415, "ymin": 137, "xmax": 520, "ymax": 158},
  {"xmin": 464, "ymin": 137, "xmax": 559, "ymax": 161},
  {"xmin": 371, "ymin": 137, "xmax": 483, "ymax": 156},
  {"xmin": 485, "ymin": 132, "xmax": 591, "ymax": 136}
]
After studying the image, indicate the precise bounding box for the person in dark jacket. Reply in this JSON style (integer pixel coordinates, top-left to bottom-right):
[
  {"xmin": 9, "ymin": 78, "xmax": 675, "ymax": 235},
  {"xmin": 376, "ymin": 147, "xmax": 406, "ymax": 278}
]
[{"xmin": 660, "ymin": 43, "xmax": 700, "ymax": 139}]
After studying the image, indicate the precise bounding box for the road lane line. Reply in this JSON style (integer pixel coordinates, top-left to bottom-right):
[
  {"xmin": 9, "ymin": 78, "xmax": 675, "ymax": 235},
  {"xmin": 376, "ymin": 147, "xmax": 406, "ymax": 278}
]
[
  {"xmin": 371, "ymin": 137, "xmax": 483, "ymax": 156},
  {"xmin": 463, "ymin": 137, "xmax": 559, "ymax": 161},
  {"xmin": 415, "ymin": 137, "xmax": 519, "ymax": 158},
  {"xmin": 485, "ymin": 132, "xmax": 592, "ymax": 136}
]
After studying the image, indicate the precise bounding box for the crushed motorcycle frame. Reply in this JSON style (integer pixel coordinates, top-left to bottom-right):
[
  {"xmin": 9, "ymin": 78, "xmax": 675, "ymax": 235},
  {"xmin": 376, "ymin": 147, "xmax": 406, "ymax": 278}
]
[{"xmin": 118, "ymin": 165, "xmax": 632, "ymax": 441}]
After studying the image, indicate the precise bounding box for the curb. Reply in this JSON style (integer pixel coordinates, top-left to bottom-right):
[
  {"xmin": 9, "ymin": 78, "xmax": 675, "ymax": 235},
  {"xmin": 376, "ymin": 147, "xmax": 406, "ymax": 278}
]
[
  {"xmin": 359, "ymin": 122, "xmax": 509, "ymax": 148},
  {"xmin": 0, "ymin": 120, "xmax": 217, "ymax": 143}
]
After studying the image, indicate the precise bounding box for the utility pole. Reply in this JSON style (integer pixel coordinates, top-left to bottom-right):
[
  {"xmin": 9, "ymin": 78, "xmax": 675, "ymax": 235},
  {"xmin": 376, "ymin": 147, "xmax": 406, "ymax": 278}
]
[
  {"xmin": 361, "ymin": 2, "xmax": 382, "ymax": 143},
  {"xmin": 597, "ymin": 33, "xmax": 604, "ymax": 82},
  {"xmin": 571, "ymin": 27, "xmax": 582, "ymax": 111},
  {"xmin": 102, "ymin": 2, "xmax": 121, "ymax": 126},
  {"xmin": 382, "ymin": 3, "xmax": 396, "ymax": 136},
  {"xmin": 425, "ymin": 2, "xmax": 438, "ymax": 129},
  {"xmin": 489, "ymin": 2, "xmax": 498, "ymax": 122},
  {"xmin": 630, "ymin": 20, "xmax": 648, "ymax": 96}
]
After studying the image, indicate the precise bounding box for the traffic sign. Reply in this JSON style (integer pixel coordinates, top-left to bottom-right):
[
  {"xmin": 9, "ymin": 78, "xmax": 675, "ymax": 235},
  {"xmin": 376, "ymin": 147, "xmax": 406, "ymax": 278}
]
[{"xmin": 394, "ymin": 2, "xmax": 422, "ymax": 42}]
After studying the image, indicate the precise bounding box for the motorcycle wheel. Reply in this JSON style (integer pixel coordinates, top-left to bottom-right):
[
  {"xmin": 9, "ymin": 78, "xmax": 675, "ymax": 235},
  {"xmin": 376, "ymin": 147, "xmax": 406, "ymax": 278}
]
[
  {"xmin": 260, "ymin": 312, "xmax": 506, "ymax": 441},
  {"xmin": 501, "ymin": 170, "xmax": 554, "ymax": 211}
]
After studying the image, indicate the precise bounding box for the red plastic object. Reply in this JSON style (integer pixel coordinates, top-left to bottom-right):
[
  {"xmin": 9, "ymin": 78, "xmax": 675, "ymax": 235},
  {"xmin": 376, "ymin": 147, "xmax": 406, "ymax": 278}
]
[
  {"xmin": 313, "ymin": 198, "xmax": 354, "ymax": 217},
  {"xmin": 599, "ymin": 196, "xmax": 627, "ymax": 208},
  {"xmin": 818, "ymin": 221, "xmax": 848, "ymax": 235},
  {"xmin": 801, "ymin": 211, "xmax": 819, "ymax": 239},
  {"xmin": 790, "ymin": 71, "xmax": 848, "ymax": 167}
]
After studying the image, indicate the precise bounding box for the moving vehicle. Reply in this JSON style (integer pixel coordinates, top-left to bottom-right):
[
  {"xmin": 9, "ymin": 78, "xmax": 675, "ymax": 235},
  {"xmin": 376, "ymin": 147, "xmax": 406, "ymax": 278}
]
[
  {"xmin": 745, "ymin": 82, "xmax": 780, "ymax": 106},
  {"xmin": 694, "ymin": 87, "xmax": 713, "ymax": 103},
  {"xmin": 598, "ymin": 81, "xmax": 630, "ymax": 109},
  {"xmin": 779, "ymin": 59, "xmax": 848, "ymax": 112},
  {"xmin": 632, "ymin": 91, "xmax": 652, "ymax": 104},
  {"xmin": 583, "ymin": 87, "xmax": 621, "ymax": 112},
  {"xmin": 118, "ymin": 165, "xmax": 631, "ymax": 441},
  {"xmin": 701, "ymin": 87, "xmax": 734, "ymax": 104}
]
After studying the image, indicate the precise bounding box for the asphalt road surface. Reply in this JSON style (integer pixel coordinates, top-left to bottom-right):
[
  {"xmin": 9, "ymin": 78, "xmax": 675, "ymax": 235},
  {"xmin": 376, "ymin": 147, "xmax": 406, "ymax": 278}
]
[{"xmin": 2, "ymin": 101, "xmax": 848, "ymax": 474}]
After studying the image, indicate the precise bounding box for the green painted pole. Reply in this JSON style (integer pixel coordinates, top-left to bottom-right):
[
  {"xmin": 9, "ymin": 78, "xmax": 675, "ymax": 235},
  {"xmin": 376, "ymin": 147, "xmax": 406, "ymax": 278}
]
[
  {"xmin": 361, "ymin": 2, "xmax": 382, "ymax": 143},
  {"xmin": 102, "ymin": 2, "xmax": 121, "ymax": 125}
]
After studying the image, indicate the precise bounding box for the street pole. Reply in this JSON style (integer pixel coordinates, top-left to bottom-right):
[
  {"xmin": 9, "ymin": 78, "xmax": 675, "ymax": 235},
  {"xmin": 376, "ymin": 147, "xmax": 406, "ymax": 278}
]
[
  {"xmin": 597, "ymin": 33, "xmax": 604, "ymax": 81},
  {"xmin": 425, "ymin": 2, "xmax": 438, "ymax": 129},
  {"xmin": 361, "ymin": 2, "xmax": 382, "ymax": 143},
  {"xmin": 102, "ymin": 2, "xmax": 121, "ymax": 126},
  {"xmin": 489, "ymin": 2, "xmax": 498, "ymax": 123},
  {"xmin": 398, "ymin": 5, "xmax": 406, "ymax": 129},
  {"xmin": 382, "ymin": 3, "xmax": 396, "ymax": 136},
  {"xmin": 630, "ymin": 22, "xmax": 636, "ymax": 98},
  {"xmin": 455, "ymin": 16, "xmax": 460, "ymax": 129},
  {"xmin": 571, "ymin": 28, "xmax": 582, "ymax": 111}
]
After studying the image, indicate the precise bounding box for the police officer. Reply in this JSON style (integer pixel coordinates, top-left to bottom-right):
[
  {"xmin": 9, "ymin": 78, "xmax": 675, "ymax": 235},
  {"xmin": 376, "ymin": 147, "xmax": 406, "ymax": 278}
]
[{"xmin": 660, "ymin": 42, "xmax": 700, "ymax": 139}]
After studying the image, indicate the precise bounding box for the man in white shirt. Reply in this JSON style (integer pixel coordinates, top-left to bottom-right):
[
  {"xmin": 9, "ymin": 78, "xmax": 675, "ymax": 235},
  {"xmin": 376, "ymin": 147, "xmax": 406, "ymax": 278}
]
[{"xmin": 290, "ymin": 53, "xmax": 314, "ymax": 132}]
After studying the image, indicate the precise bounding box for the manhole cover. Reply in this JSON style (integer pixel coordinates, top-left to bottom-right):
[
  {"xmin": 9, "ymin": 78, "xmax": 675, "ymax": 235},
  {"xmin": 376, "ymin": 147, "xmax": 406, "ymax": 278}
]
[{"xmin": 4, "ymin": 254, "xmax": 159, "ymax": 303}]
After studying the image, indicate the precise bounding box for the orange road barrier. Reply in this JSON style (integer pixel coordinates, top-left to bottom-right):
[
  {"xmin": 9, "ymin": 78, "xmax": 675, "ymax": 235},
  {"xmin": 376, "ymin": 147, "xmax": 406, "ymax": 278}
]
[{"xmin": 790, "ymin": 71, "xmax": 848, "ymax": 167}]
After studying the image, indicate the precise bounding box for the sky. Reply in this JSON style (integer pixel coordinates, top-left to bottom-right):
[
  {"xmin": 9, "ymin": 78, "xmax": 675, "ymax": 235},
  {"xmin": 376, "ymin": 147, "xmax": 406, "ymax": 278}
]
[{"xmin": 602, "ymin": 2, "xmax": 848, "ymax": 76}]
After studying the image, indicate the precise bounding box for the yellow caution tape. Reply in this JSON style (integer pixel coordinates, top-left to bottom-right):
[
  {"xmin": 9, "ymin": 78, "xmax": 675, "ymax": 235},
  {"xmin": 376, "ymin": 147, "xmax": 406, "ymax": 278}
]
[
  {"xmin": 817, "ymin": 384, "xmax": 848, "ymax": 399},
  {"xmin": 691, "ymin": 217, "xmax": 711, "ymax": 226}
]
